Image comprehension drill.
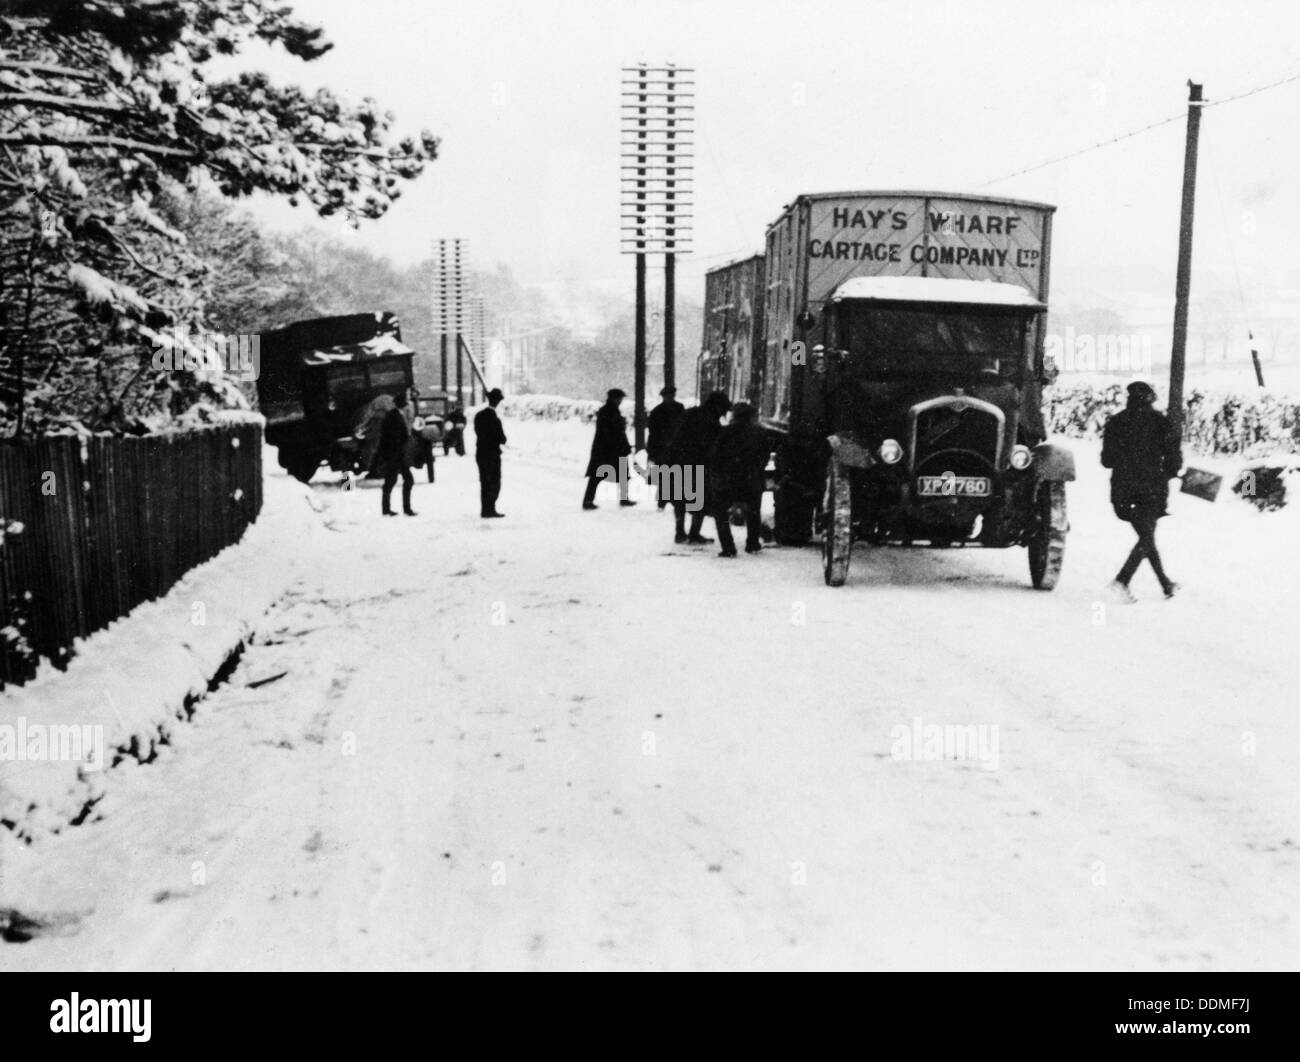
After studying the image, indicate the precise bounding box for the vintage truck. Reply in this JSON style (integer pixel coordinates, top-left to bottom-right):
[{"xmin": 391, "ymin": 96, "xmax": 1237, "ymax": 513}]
[
  {"xmin": 697, "ymin": 191, "xmax": 1074, "ymax": 588},
  {"xmin": 256, "ymin": 312, "xmax": 442, "ymax": 483}
]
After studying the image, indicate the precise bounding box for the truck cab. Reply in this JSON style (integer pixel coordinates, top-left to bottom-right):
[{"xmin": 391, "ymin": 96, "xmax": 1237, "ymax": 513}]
[{"xmin": 809, "ymin": 277, "xmax": 1073, "ymax": 586}]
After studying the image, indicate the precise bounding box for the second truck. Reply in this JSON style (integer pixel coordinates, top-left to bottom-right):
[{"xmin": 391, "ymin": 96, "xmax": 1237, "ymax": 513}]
[{"xmin": 697, "ymin": 190, "xmax": 1074, "ymax": 588}]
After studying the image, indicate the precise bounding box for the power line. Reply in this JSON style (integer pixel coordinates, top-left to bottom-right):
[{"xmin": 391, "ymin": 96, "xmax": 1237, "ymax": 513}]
[
  {"xmin": 979, "ymin": 112, "xmax": 1184, "ymax": 187},
  {"xmin": 979, "ymin": 68, "xmax": 1300, "ymax": 188},
  {"xmin": 1204, "ymin": 68, "xmax": 1300, "ymax": 110}
]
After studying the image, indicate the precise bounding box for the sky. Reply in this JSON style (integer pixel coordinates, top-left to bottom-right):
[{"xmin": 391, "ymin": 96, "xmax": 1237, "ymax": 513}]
[{"xmin": 235, "ymin": 0, "xmax": 1300, "ymax": 355}]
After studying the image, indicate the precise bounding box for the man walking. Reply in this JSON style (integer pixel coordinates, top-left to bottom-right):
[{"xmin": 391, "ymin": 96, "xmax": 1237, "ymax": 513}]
[
  {"xmin": 646, "ymin": 385, "xmax": 685, "ymax": 509},
  {"xmin": 1102, "ymin": 381, "xmax": 1182, "ymax": 600},
  {"xmin": 583, "ymin": 388, "xmax": 636, "ymax": 510},
  {"xmin": 474, "ymin": 387, "xmax": 507, "ymax": 519},
  {"xmin": 709, "ymin": 402, "xmax": 769, "ymax": 557},
  {"xmin": 664, "ymin": 390, "xmax": 732, "ymax": 545},
  {"xmin": 379, "ymin": 389, "xmax": 417, "ymax": 517}
]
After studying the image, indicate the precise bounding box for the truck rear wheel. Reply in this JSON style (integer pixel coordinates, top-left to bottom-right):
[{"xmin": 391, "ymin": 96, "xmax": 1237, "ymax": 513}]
[
  {"xmin": 822, "ymin": 460, "xmax": 852, "ymax": 587},
  {"xmin": 1028, "ymin": 481, "xmax": 1067, "ymax": 589}
]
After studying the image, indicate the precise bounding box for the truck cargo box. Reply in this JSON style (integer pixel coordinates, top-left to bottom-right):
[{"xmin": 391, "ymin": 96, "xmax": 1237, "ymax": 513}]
[
  {"xmin": 698, "ymin": 254, "xmax": 765, "ymax": 405},
  {"xmin": 760, "ymin": 191, "xmax": 1054, "ymax": 429}
]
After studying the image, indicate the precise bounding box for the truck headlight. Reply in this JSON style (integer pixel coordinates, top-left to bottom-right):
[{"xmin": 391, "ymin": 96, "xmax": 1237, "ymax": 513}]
[
  {"xmin": 1010, "ymin": 445, "xmax": 1033, "ymax": 470},
  {"xmin": 878, "ymin": 439, "xmax": 903, "ymax": 465}
]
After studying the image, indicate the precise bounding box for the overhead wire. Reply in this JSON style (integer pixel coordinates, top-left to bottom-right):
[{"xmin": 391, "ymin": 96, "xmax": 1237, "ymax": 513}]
[{"xmin": 979, "ymin": 68, "xmax": 1300, "ymax": 188}]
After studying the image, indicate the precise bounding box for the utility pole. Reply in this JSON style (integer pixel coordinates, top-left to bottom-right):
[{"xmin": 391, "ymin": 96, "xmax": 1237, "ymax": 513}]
[
  {"xmin": 433, "ymin": 238, "xmax": 466, "ymax": 401},
  {"xmin": 454, "ymin": 239, "xmax": 464, "ymax": 406},
  {"xmin": 1169, "ymin": 81, "xmax": 1203, "ymax": 438},
  {"xmin": 664, "ymin": 251, "xmax": 675, "ymax": 392},
  {"xmin": 634, "ymin": 254, "xmax": 647, "ymax": 446},
  {"xmin": 621, "ymin": 63, "xmax": 694, "ymax": 450}
]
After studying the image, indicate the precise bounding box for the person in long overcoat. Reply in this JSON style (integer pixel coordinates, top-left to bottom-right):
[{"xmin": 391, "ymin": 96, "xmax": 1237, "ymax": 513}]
[
  {"xmin": 709, "ymin": 402, "xmax": 769, "ymax": 556},
  {"xmin": 378, "ymin": 390, "xmax": 417, "ymax": 516},
  {"xmin": 1101, "ymin": 380, "xmax": 1183, "ymax": 599},
  {"xmin": 646, "ymin": 386, "xmax": 685, "ymax": 508},
  {"xmin": 583, "ymin": 388, "xmax": 635, "ymax": 509},
  {"xmin": 474, "ymin": 388, "xmax": 507, "ymax": 518},
  {"xmin": 664, "ymin": 390, "xmax": 732, "ymax": 543}
]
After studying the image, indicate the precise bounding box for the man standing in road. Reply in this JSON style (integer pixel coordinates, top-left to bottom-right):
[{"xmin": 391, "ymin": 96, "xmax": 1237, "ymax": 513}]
[
  {"xmin": 445, "ymin": 402, "xmax": 467, "ymax": 456},
  {"xmin": 1102, "ymin": 380, "xmax": 1183, "ymax": 600},
  {"xmin": 646, "ymin": 385, "xmax": 685, "ymax": 509},
  {"xmin": 379, "ymin": 390, "xmax": 417, "ymax": 517},
  {"xmin": 474, "ymin": 388, "xmax": 507, "ymax": 519},
  {"xmin": 664, "ymin": 390, "xmax": 732, "ymax": 545},
  {"xmin": 583, "ymin": 388, "xmax": 636, "ymax": 510},
  {"xmin": 709, "ymin": 402, "xmax": 769, "ymax": 557}
]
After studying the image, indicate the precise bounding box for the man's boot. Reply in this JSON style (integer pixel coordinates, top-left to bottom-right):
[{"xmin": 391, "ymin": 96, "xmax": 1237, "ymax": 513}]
[{"xmin": 402, "ymin": 481, "xmax": 416, "ymax": 517}]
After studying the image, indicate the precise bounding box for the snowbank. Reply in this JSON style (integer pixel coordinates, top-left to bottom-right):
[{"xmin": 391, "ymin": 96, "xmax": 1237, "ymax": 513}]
[
  {"xmin": 498, "ymin": 393, "xmax": 600, "ymax": 423},
  {"xmin": 0, "ymin": 457, "xmax": 323, "ymax": 841}
]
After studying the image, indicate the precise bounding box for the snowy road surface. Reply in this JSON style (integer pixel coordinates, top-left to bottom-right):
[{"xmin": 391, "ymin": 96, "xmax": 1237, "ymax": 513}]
[{"xmin": 2, "ymin": 432, "xmax": 1298, "ymax": 971}]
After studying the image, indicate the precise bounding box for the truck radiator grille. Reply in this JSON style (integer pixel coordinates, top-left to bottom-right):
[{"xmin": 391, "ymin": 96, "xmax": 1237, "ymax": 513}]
[{"xmin": 913, "ymin": 405, "xmax": 1000, "ymax": 466}]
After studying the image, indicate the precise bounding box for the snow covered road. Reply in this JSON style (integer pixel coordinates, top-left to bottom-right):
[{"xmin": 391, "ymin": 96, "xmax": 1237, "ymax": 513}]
[{"xmin": 2, "ymin": 433, "xmax": 1298, "ymax": 970}]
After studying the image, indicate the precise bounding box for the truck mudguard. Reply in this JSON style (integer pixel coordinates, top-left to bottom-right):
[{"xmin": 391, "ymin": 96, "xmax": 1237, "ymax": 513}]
[{"xmin": 1032, "ymin": 441, "xmax": 1076, "ymax": 482}]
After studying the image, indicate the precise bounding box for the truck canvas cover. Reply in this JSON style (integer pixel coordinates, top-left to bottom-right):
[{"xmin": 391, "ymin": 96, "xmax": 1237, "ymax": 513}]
[{"xmin": 257, "ymin": 312, "xmax": 412, "ymax": 426}]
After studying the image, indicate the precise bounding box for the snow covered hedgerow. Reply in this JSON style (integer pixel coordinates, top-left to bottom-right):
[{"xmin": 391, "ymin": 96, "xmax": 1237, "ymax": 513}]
[
  {"xmin": 498, "ymin": 394, "xmax": 602, "ymax": 423},
  {"xmin": 1044, "ymin": 379, "xmax": 1300, "ymax": 459}
]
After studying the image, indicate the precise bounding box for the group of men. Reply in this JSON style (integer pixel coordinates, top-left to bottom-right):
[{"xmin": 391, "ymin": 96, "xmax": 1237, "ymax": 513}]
[
  {"xmin": 373, "ymin": 386, "xmax": 507, "ymax": 519},
  {"xmin": 374, "ymin": 375, "xmax": 1182, "ymax": 598},
  {"xmin": 583, "ymin": 385, "xmax": 770, "ymax": 558},
  {"xmin": 584, "ymin": 378, "xmax": 1183, "ymax": 593}
]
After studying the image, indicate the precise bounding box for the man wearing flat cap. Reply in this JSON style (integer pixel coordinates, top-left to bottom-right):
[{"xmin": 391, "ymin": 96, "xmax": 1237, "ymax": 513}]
[
  {"xmin": 646, "ymin": 385, "xmax": 685, "ymax": 508},
  {"xmin": 1101, "ymin": 380, "xmax": 1183, "ymax": 600},
  {"xmin": 583, "ymin": 388, "xmax": 636, "ymax": 510}
]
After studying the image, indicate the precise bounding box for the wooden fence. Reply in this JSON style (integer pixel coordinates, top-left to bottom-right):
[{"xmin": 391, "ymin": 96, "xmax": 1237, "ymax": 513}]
[{"xmin": 0, "ymin": 423, "xmax": 263, "ymax": 689}]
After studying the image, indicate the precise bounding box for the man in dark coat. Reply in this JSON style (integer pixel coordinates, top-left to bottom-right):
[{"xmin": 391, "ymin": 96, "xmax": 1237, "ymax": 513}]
[
  {"xmin": 474, "ymin": 388, "xmax": 507, "ymax": 518},
  {"xmin": 646, "ymin": 385, "xmax": 685, "ymax": 509},
  {"xmin": 1101, "ymin": 381, "xmax": 1183, "ymax": 600},
  {"xmin": 583, "ymin": 388, "xmax": 635, "ymax": 510},
  {"xmin": 709, "ymin": 402, "xmax": 769, "ymax": 557},
  {"xmin": 379, "ymin": 390, "xmax": 417, "ymax": 517},
  {"xmin": 664, "ymin": 390, "xmax": 732, "ymax": 544},
  {"xmin": 444, "ymin": 403, "xmax": 467, "ymax": 456}
]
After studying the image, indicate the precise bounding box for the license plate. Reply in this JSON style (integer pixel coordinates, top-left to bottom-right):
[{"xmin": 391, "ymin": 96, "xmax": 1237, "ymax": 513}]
[{"xmin": 916, "ymin": 474, "xmax": 991, "ymax": 498}]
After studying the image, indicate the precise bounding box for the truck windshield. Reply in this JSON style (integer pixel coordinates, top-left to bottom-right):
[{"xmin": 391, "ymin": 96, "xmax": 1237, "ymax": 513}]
[{"xmin": 838, "ymin": 304, "xmax": 1031, "ymax": 378}]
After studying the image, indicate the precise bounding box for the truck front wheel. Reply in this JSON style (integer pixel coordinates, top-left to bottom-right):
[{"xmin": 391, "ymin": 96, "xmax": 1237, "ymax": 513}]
[
  {"xmin": 822, "ymin": 460, "xmax": 853, "ymax": 587},
  {"xmin": 1028, "ymin": 481, "xmax": 1067, "ymax": 589}
]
